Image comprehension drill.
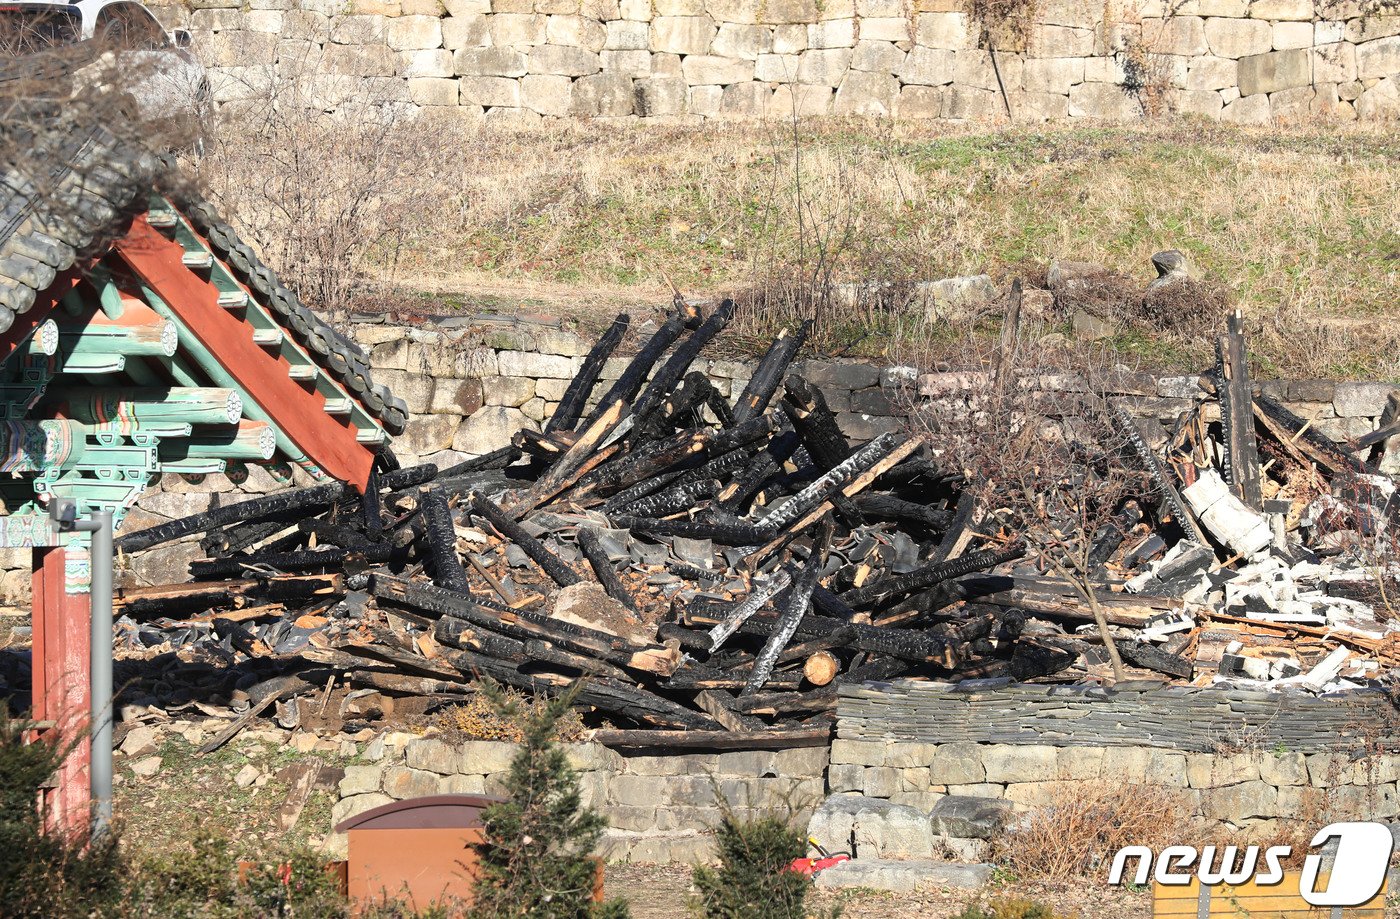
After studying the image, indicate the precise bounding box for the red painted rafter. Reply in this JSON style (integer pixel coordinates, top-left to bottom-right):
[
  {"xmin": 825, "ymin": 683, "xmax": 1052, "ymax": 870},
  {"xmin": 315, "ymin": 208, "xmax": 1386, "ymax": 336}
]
[{"xmin": 112, "ymin": 217, "xmax": 374, "ymax": 490}]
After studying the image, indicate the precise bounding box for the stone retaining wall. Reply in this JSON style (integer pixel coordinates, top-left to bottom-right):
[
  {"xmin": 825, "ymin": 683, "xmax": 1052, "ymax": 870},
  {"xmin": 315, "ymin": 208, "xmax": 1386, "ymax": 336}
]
[
  {"xmin": 331, "ymin": 732, "xmax": 829, "ymax": 862},
  {"xmin": 149, "ymin": 0, "xmax": 1400, "ymax": 122},
  {"xmin": 830, "ymin": 679, "xmax": 1400, "ymax": 835}
]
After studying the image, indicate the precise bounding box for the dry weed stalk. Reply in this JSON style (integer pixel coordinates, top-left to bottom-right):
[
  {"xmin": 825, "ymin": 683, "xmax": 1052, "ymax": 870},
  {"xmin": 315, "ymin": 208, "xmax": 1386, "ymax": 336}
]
[
  {"xmin": 187, "ymin": 40, "xmax": 468, "ymax": 313},
  {"xmin": 997, "ymin": 780, "xmax": 1193, "ymax": 880}
]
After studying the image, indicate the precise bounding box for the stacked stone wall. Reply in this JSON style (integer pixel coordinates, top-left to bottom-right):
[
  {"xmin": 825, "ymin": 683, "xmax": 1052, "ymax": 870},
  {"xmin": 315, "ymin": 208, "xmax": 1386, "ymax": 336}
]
[
  {"xmin": 331, "ymin": 733, "xmax": 829, "ymax": 862},
  {"xmin": 831, "ymin": 679, "xmax": 1400, "ymax": 835},
  {"xmin": 149, "ymin": 0, "xmax": 1400, "ymax": 121}
]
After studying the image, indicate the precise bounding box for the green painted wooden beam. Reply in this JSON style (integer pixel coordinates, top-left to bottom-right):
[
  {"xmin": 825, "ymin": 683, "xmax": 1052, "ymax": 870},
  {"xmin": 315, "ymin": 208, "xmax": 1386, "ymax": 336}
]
[{"xmin": 53, "ymin": 386, "xmax": 242, "ymax": 426}]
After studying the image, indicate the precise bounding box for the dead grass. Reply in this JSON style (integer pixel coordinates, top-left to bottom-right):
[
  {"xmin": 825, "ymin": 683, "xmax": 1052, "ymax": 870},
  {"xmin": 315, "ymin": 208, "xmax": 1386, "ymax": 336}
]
[
  {"xmin": 994, "ymin": 781, "xmax": 1193, "ymax": 882},
  {"xmin": 401, "ymin": 119, "xmax": 1399, "ymax": 377}
]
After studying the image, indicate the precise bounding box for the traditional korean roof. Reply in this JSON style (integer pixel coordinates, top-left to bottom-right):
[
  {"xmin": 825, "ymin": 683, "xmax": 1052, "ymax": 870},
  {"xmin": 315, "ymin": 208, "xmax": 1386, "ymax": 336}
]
[{"xmin": 0, "ymin": 114, "xmax": 404, "ymax": 540}]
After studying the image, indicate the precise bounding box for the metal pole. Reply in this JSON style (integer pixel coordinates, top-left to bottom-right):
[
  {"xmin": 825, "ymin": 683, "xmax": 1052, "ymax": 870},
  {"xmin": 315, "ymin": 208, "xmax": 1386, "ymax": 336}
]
[{"xmin": 87, "ymin": 510, "xmax": 113, "ymax": 838}]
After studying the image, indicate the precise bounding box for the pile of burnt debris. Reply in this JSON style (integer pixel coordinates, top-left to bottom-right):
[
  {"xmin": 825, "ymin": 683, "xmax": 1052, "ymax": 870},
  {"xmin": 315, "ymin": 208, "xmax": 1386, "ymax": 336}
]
[{"xmin": 101, "ymin": 303, "xmax": 1400, "ymax": 751}]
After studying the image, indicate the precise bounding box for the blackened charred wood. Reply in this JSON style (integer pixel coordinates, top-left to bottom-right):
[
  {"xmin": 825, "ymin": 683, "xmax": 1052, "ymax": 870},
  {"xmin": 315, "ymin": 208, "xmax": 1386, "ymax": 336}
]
[
  {"xmin": 420, "ymin": 485, "xmax": 469, "ymax": 591},
  {"xmin": 1087, "ymin": 501, "xmax": 1143, "ymax": 569},
  {"xmin": 1219, "ymin": 311, "xmax": 1263, "ymax": 509},
  {"xmin": 852, "ymin": 494, "xmax": 952, "ymax": 530},
  {"xmin": 743, "ymin": 557, "xmax": 819, "ymax": 694},
  {"xmin": 436, "ymin": 446, "xmax": 523, "ymax": 478},
  {"xmin": 1253, "ymin": 393, "xmax": 1376, "ymax": 475},
  {"xmin": 730, "ymin": 685, "xmax": 837, "ymax": 716},
  {"xmin": 434, "ymin": 614, "xmax": 530, "ymax": 661},
  {"xmin": 632, "ymin": 301, "xmax": 734, "ymax": 423},
  {"xmin": 707, "ymin": 570, "xmax": 793, "ymax": 651},
  {"xmin": 372, "ymin": 574, "xmax": 679, "ymax": 675},
  {"xmin": 702, "ymin": 608, "xmax": 962, "ymax": 666},
  {"xmin": 1117, "ymin": 639, "xmax": 1193, "ymax": 679},
  {"xmin": 759, "ymin": 433, "xmax": 903, "ymax": 535},
  {"xmin": 201, "ymin": 518, "xmax": 291, "ymax": 557},
  {"xmin": 611, "ymin": 514, "xmax": 772, "ymax": 546},
  {"xmin": 715, "ymin": 430, "xmax": 801, "ymax": 513},
  {"xmin": 1112, "ymin": 404, "xmax": 1209, "ymax": 545},
  {"xmin": 585, "ymin": 415, "xmax": 775, "ymax": 497},
  {"xmin": 662, "ymin": 668, "xmax": 803, "ymax": 690},
  {"xmin": 514, "ymin": 429, "xmax": 569, "ymax": 460},
  {"xmin": 705, "ymin": 389, "xmax": 735, "ymax": 427},
  {"xmin": 732, "ymin": 321, "xmax": 810, "ymax": 424},
  {"xmin": 548, "ymin": 312, "xmax": 629, "ymax": 434},
  {"xmin": 190, "ymin": 544, "xmax": 403, "ymax": 579},
  {"xmin": 634, "ymin": 372, "xmax": 714, "ymax": 444},
  {"xmin": 656, "ymin": 621, "xmax": 714, "ymax": 651},
  {"xmin": 113, "ymin": 574, "xmax": 341, "ymax": 618},
  {"xmin": 577, "ymin": 526, "xmax": 638, "ymax": 612},
  {"xmin": 781, "ymin": 376, "xmax": 851, "ymax": 470},
  {"xmin": 469, "ymin": 492, "xmax": 581, "ymax": 587},
  {"xmin": 580, "ymin": 310, "xmax": 688, "ymax": 432},
  {"xmin": 602, "ymin": 468, "xmax": 688, "ymax": 512},
  {"xmin": 589, "ymin": 727, "xmax": 830, "ymax": 749},
  {"xmin": 931, "ymin": 491, "xmax": 977, "ymax": 563},
  {"xmin": 613, "ymin": 479, "xmax": 717, "ymax": 518},
  {"xmin": 297, "ymin": 520, "xmax": 373, "ymax": 550},
  {"xmin": 694, "ymin": 690, "xmax": 763, "ymax": 731},
  {"xmin": 839, "ymin": 543, "xmax": 1025, "ymax": 609},
  {"xmin": 117, "ymin": 464, "xmax": 439, "ymax": 554},
  {"xmin": 345, "ymin": 670, "xmax": 470, "ymax": 696}
]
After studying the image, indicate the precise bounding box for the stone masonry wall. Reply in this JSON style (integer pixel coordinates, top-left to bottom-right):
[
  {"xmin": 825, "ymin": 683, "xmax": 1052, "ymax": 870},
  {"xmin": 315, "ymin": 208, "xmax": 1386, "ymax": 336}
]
[
  {"xmin": 330, "ymin": 732, "xmax": 829, "ymax": 862},
  {"xmin": 830, "ymin": 680, "xmax": 1400, "ymax": 836},
  {"xmin": 149, "ymin": 0, "xmax": 1400, "ymax": 123}
]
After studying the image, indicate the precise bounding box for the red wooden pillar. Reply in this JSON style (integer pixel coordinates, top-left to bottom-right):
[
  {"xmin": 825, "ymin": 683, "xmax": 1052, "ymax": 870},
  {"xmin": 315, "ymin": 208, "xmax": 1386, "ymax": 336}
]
[{"xmin": 31, "ymin": 546, "xmax": 91, "ymax": 835}]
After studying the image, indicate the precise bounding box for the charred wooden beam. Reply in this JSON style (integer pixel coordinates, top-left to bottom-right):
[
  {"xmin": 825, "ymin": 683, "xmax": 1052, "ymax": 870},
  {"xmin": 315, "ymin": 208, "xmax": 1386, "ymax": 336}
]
[
  {"xmin": 853, "ymin": 494, "xmax": 952, "ymax": 531},
  {"xmin": 547, "ymin": 312, "xmax": 629, "ymax": 434},
  {"xmin": 1112, "ymin": 404, "xmax": 1208, "ymax": 545},
  {"xmin": 732, "ymin": 321, "xmax": 810, "ymax": 424},
  {"xmin": 577, "ymin": 526, "xmax": 639, "ymax": 612},
  {"xmin": 839, "ymin": 543, "xmax": 1025, "ymax": 610},
  {"xmin": 190, "ymin": 544, "xmax": 404, "ymax": 579},
  {"xmin": 1217, "ymin": 310, "xmax": 1263, "ymax": 509},
  {"xmin": 117, "ymin": 464, "xmax": 439, "ymax": 553},
  {"xmin": 744, "ymin": 556, "xmax": 819, "ymax": 694},
  {"xmin": 469, "ymin": 491, "xmax": 581, "ymax": 587},
  {"xmin": 419, "ymin": 485, "xmax": 469, "ymax": 591},
  {"xmin": 589, "ymin": 727, "xmax": 829, "ymax": 750},
  {"xmin": 579, "ymin": 309, "xmax": 688, "ymax": 432},
  {"xmin": 1253, "ymin": 393, "xmax": 1375, "ymax": 476},
  {"xmin": 631, "ymin": 300, "xmax": 734, "ymax": 424}
]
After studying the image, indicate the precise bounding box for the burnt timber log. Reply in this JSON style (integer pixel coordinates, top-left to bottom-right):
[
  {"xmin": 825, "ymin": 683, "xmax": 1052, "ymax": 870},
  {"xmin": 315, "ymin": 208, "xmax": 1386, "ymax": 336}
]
[{"xmin": 547, "ymin": 312, "xmax": 629, "ymax": 434}]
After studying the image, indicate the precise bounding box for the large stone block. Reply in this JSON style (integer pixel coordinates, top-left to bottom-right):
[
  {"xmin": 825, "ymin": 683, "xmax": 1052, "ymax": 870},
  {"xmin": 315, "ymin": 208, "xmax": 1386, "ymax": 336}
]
[
  {"xmin": 1357, "ymin": 76, "xmax": 1400, "ymax": 119},
  {"xmin": 521, "ymin": 73, "xmax": 573, "ymax": 114},
  {"xmin": 1187, "ymin": 752, "xmax": 1261, "ymax": 788},
  {"xmin": 719, "ymin": 80, "xmax": 770, "ymax": 113},
  {"xmin": 851, "ymin": 39, "xmax": 905, "ymax": 72},
  {"xmin": 606, "ymin": 19, "xmax": 650, "ymax": 49},
  {"xmin": 688, "ymin": 84, "xmax": 722, "ymax": 114},
  {"xmin": 898, "ymin": 45, "xmax": 954, "ymax": 84},
  {"xmin": 453, "ymin": 405, "xmax": 535, "ymax": 453},
  {"xmin": 1358, "ymin": 35, "xmax": 1400, "ymax": 81},
  {"xmin": 1221, "ymin": 91, "xmax": 1271, "ymax": 122},
  {"xmin": 768, "ymin": 83, "xmax": 834, "ymax": 114},
  {"xmin": 756, "ymin": 53, "xmax": 800, "ymax": 81},
  {"xmin": 652, "ymin": 16, "xmax": 715, "ymax": 54},
  {"xmin": 1312, "ymin": 41, "xmax": 1357, "ymax": 84},
  {"xmin": 1204, "ymin": 17, "xmax": 1272, "ymax": 57},
  {"xmin": 1238, "ymin": 47, "xmax": 1309, "ymax": 93},
  {"xmin": 386, "ymin": 15, "xmax": 442, "ymax": 49},
  {"xmin": 1271, "ymin": 20, "xmax": 1311, "ymax": 50},
  {"xmin": 833, "ymin": 70, "xmax": 898, "ymax": 113},
  {"xmin": 893, "ymin": 84, "xmax": 944, "ymax": 117},
  {"xmin": 443, "ymin": 14, "xmax": 489, "ymax": 48},
  {"xmin": 1022, "ymin": 56, "xmax": 1084, "ymax": 93},
  {"xmin": 408, "ymin": 77, "xmax": 459, "ymax": 105},
  {"xmin": 402, "ymin": 48, "xmax": 454, "ymax": 77},
  {"xmin": 916, "ymin": 12, "xmax": 974, "ymax": 49},
  {"xmin": 202, "ymin": 30, "xmax": 279, "ymax": 66},
  {"xmin": 1201, "ymin": 781, "xmax": 1278, "ymax": 821},
  {"xmin": 634, "ymin": 75, "xmax": 688, "ymax": 113},
  {"xmin": 794, "ymin": 47, "xmax": 850, "ymax": 85},
  {"xmin": 490, "ymin": 13, "xmax": 547, "ymax": 45},
  {"xmin": 772, "ymin": 22, "xmax": 807, "ymax": 52},
  {"xmin": 929, "ymin": 743, "xmax": 987, "ymax": 785},
  {"xmin": 383, "ymin": 765, "xmax": 441, "ymax": 799},
  {"xmin": 1068, "ymin": 80, "xmax": 1143, "ymax": 118},
  {"xmin": 1031, "ymin": 23, "xmax": 1095, "ymax": 57},
  {"xmin": 339, "ymin": 764, "xmax": 385, "ymax": 796},
  {"xmin": 1248, "ymin": 0, "xmax": 1312, "ymax": 19},
  {"xmin": 854, "ymin": 802, "xmax": 936, "ymax": 859},
  {"xmin": 682, "ymin": 54, "xmax": 753, "ymax": 83},
  {"xmin": 1142, "ymin": 15, "xmax": 1208, "ymax": 55},
  {"xmin": 573, "ymin": 71, "xmax": 636, "ymax": 113},
  {"xmin": 1187, "ymin": 54, "xmax": 1238, "ymax": 89},
  {"xmin": 596, "ymin": 49, "xmax": 648, "ymax": 75},
  {"xmin": 861, "ymin": 16, "xmax": 911, "ymax": 41},
  {"xmin": 885, "ymin": 743, "xmax": 939, "ymax": 769},
  {"xmin": 1035, "ymin": 0, "xmax": 1099, "ymax": 27},
  {"xmin": 930, "ymin": 794, "xmax": 1015, "ymax": 839},
  {"xmin": 832, "ymin": 738, "xmax": 887, "ymax": 767},
  {"xmin": 946, "ymin": 84, "xmax": 1005, "ymax": 118},
  {"xmin": 547, "ymin": 14, "xmax": 607, "ymax": 50},
  {"xmin": 712, "ymin": 22, "xmax": 772, "ymax": 58},
  {"xmin": 456, "ymin": 47, "xmax": 528, "ymax": 77},
  {"xmin": 808, "ymin": 18, "xmax": 856, "ymax": 49},
  {"xmin": 528, "ymin": 44, "xmax": 601, "ymax": 75},
  {"xmin": 983, "ymin": 745, "xmax": 1057, "ymax": 784},
  {"xmin": 405, "ymin": 738, "xmax": 460, "ymax": 774},
  {"xmin": 1332, "ymin": 382, "xmax": 1394, "ymax": 417},
  {"xmin": 332, "ymin": 792, "xmax": 393, "ymax": 828},
  {"xmin": 496, "ymin": 349, "xmax": 576, "ymax": 378}
]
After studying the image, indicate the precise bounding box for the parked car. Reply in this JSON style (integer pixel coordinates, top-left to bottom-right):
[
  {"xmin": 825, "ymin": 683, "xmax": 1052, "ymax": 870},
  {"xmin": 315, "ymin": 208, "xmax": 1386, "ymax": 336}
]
[{"xmin": 0, "ymin": 0, "xmax": 209, "ymax": 122}]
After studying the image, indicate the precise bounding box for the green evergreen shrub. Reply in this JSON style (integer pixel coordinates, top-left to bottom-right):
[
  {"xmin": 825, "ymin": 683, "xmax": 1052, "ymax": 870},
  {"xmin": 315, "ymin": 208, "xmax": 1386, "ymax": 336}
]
[
  {"xmin": 692, "ymin": 807, "xmax": 830, "ymax": 919},
  {"xmin": 468, "ymin": 680, "xmax": 630, "ymax": 919}
]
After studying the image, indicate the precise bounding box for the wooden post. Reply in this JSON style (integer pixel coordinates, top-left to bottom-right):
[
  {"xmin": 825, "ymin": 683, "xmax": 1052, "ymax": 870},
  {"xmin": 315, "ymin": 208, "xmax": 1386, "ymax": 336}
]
[{"xmin": 31, "ymin": 547, "xmax": 91, "ymax": 835}]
